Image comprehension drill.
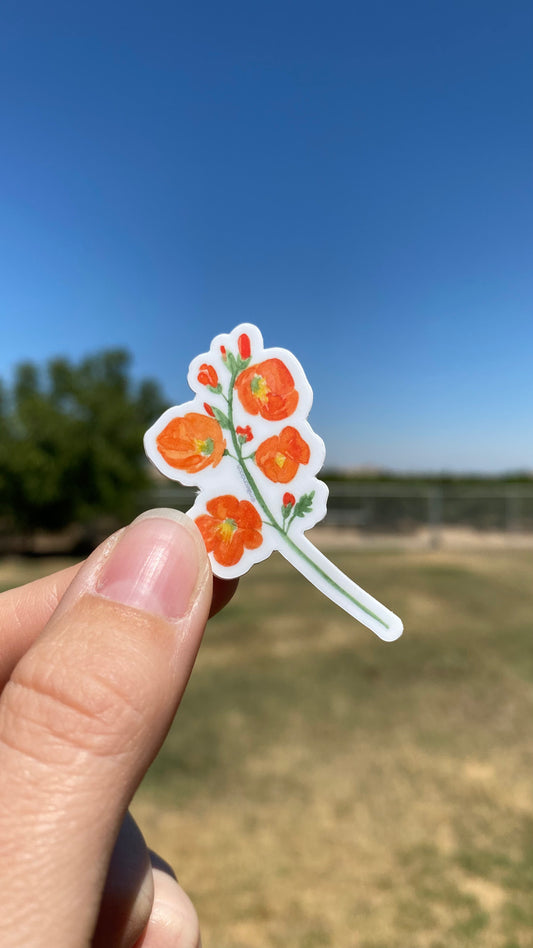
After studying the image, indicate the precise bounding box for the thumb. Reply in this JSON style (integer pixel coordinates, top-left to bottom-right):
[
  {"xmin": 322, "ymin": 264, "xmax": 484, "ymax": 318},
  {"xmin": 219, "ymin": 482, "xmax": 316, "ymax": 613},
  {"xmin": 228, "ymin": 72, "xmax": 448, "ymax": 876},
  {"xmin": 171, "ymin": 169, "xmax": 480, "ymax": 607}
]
[{"xmin": 0, "ymin": 509, "xmax": 212, "ymax": 948}]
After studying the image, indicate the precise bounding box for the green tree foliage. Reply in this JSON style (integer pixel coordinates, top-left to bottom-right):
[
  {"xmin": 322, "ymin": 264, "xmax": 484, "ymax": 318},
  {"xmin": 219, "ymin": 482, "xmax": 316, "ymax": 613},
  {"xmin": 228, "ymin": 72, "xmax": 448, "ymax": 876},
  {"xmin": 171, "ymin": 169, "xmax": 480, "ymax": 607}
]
[{"xmin": 0, "ymin": 350, "xmax": 166, "ymax": 533}]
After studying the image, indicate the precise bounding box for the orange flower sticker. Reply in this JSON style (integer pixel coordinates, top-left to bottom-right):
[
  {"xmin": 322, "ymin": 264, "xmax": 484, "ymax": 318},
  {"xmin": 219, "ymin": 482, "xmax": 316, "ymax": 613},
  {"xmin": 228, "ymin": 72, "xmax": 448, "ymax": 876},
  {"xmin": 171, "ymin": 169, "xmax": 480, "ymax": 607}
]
[
  {"xmin": 156, "ymin": 413, "xmax": 225, "ymax": 473},
  {"xmin": 144, "ymin": 323, "xmax": 403, "ymax": 640},
  {"xmin": 235, "ymin": 358, "xmax": 298, "ymax": 421},
  {"xmin": 255, "ymin": 426, "xmax": 310, "ymax": 483},
  {"xmin": 195, "ymin": 495, "xmax": 263, "ymax": 567}
]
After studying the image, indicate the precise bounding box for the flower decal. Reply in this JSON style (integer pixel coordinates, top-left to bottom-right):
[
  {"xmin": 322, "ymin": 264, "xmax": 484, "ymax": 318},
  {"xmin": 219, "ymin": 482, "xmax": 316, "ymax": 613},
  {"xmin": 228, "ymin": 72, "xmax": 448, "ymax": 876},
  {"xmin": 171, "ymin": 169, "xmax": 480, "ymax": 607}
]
[
  {"xmin": 197, "ymin": 364, "xmax": 219, "ymax": 388},
  {"xmin": 144, "ymin": 323, "xmax": 403, "ymax": 641},
  {"xmin": 255, "ymin": 426, "xmax": 310, "ymax": 483},
  {"xmin": 236, "ymin": 425, "xmax": 253, "ymax": 443},
  {"xmin": 235, "ymin": 358, "xmax": 298, "ymax": 421},
  {"xmin": 195, "ymin": 495, "xmax": 263, "ymax": 567},
  {"xmin": 238, "ymin": 332, "xmax": 251, "ymax": 360},
  {"xmin": 156, "ymin": 413, "xmax": 225, "ymax": 473}
]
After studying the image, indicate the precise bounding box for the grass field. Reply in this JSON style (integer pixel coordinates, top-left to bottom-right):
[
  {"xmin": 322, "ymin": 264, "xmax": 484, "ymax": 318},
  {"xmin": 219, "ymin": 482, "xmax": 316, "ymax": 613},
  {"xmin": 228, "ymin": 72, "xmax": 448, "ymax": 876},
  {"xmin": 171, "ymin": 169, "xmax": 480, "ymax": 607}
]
[{"xmin": 2, "ymin": 547, "xmax": 533, "ymax": 947}]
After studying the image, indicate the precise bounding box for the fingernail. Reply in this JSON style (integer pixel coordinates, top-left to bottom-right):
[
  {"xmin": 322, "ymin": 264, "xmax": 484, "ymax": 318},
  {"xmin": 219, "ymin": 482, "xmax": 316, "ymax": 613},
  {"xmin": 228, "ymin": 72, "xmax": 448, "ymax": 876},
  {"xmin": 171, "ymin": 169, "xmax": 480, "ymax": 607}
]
[{"xmin": 95, "ymin": 510, "xmax": 202, "ymax": 620}]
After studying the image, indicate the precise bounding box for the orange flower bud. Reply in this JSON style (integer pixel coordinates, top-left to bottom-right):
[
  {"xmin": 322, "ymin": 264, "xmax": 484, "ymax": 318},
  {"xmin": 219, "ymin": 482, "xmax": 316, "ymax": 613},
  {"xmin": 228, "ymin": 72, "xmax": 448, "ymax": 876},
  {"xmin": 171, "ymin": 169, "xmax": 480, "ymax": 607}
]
[
  {"xmin": 220, "ymin": 345, "xmax": 227, "ymax": 361},
  {"xmin": 198, "ymin": 363, "xmax": 218, "ymax": 387},
  {"xmin": 236, "ymin": 425, "xmax": 253, "ymax": 443},
  {"xmin": 238, "ymin": 333, "xmax": 251, "ymax": 360},
  {"xmin": 283, "ymin": 493, "xmax": 295, "ymax": 508},
  {"xmin": 204, "ymin": 402, "xmax": 215, "ymax": 417}
]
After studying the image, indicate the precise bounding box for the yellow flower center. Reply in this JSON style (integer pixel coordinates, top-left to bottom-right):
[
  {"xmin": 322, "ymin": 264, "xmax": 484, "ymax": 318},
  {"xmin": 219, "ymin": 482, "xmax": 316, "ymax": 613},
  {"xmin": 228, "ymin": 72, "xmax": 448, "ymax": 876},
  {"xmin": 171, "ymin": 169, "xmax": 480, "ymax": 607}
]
[
  {"xmin": 251, "ymin": 374, "xmax": 269, "ymax": 404},
  {"xmin": 218, "ymin": 518, "xmax": 238, "ymax": 543},
  {"xmin": 194, "ymin": 437, "xmax": 214, "ymax": 457},
  {"xmin": 274, "ymin": 452, "xmax": 286, "ymax": 468}
]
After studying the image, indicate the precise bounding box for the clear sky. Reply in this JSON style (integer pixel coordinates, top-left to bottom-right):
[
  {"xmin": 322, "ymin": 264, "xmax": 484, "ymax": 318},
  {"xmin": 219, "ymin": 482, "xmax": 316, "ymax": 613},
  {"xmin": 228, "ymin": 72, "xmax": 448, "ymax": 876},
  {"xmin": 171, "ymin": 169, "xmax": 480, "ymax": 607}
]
[{"xmin": 1, "ymin": 1, "xmax": 531, "ymax": 472}]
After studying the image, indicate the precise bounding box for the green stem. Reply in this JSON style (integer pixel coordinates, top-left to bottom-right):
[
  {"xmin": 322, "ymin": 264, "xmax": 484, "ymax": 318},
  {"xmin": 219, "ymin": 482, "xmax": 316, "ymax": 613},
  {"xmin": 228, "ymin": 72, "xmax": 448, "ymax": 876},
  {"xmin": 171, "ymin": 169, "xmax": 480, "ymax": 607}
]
[
  {"xmin": 225, "ymin": 365, "xmax": 389, "ymax": 631},
  {"xmin": 227, "ymin": 370, "xmax": 281, "ymax": 531},
  {"xmin": 280, "ymin": 531, "xmax": 388, "ymax": 628},
  {"xmin": 284, "ymin": 509, "xmax": 298, "ymax": 533}
]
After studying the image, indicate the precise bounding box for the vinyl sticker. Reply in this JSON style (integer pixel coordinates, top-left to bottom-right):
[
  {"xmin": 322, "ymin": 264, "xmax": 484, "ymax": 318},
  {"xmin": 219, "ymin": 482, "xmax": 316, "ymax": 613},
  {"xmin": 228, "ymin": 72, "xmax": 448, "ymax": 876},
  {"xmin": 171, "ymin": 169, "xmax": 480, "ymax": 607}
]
[{"xmin": 144, "ymin": 324, "xmax": 403, "ymax": 641}]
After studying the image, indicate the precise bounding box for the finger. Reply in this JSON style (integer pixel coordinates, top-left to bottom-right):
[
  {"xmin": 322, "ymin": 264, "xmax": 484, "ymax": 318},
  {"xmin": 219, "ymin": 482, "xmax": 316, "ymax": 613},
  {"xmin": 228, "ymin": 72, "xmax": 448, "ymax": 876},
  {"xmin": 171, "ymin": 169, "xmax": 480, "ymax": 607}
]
[
  {"xmin": 0, "ymin": 564, "xmax": 80, "ymax": 689},
  {"xmin": 0, "ymin": 547, "xmax": 237, "ymax": 690},
  {"xmin": 0, "ymin": 509, "xmax": 212, "ymax": 948},
  {"xmin": 92, "ymin": 812, "xmax": 154, "ymax": 948},
  {"xmin": 135, "ymin": 865, "xmax": 201, "ymax": 948},
  {"xmin": 210, "ymin": 574, "xmax": 239, "ymax": 618},
  {"xmin": 93, "ymin": 818, "xmax": 192, "ymax": 948}
]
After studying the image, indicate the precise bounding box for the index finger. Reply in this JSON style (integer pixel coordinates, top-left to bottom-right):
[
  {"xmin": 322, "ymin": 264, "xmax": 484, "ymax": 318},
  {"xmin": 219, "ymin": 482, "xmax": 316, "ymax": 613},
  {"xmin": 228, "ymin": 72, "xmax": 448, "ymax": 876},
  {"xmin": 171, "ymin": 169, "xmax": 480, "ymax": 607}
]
[{"xmin": 0, "ymin": 564, "xmax": 80, "ymax": 690}]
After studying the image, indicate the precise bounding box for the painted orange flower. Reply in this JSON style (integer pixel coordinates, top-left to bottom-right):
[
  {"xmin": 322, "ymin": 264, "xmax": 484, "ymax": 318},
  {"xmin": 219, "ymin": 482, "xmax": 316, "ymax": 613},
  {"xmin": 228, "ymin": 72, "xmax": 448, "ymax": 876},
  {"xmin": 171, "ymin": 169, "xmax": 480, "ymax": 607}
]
[
  {"xmin": 197, "ymin": 363, "xmax": 218, "ymax": 387},
  {"xmin": 156, "ymin": 413, "xmax": 225, "ymax": 473},
  {"xmin": 235, "ymin": 358, "xmax": 298, "ymax": 421},
  {"xmin": 255, "ymin": 426, "xmax": 310, "ymax": 483},
  {"xmin": 195, "ymin": 495, "xmax": 263, "ymax": 567},
  {"xmin": 236, "ymin": 425, "xmax": 253, "ymax": 442},
  {"xmin": 238, "ymin": 332, "xmax": 251, "ymax": 359}
]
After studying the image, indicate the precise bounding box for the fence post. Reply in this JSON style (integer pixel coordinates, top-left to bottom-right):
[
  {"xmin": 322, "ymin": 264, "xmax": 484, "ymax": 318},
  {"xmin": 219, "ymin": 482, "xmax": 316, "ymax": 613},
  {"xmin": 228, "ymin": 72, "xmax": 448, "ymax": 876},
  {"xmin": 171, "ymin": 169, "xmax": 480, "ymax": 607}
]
[
  {"xmin": 505, "ymin": 488, "xmax": 521, "ymax": 532},
  {"xmin": 427, "ymin": 487, "xmax": 442, "ymax": 549}
]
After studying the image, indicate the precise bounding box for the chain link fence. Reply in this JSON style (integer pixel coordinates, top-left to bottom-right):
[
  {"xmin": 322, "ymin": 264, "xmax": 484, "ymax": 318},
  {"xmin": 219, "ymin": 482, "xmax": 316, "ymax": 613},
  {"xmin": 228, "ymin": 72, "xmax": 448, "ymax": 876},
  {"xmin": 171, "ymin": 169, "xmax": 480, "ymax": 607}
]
[{"xmin": 144, "ymin": 481, "xmax": 533, "ymax": 543}]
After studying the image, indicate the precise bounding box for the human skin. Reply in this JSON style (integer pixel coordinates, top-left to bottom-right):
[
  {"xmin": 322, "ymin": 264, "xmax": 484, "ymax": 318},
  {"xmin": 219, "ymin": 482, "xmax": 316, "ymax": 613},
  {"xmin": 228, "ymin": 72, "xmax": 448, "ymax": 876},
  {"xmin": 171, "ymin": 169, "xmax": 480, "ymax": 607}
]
[{"xmin": 0, "ymin": 509, "xmax": 238, "ymax": 947}]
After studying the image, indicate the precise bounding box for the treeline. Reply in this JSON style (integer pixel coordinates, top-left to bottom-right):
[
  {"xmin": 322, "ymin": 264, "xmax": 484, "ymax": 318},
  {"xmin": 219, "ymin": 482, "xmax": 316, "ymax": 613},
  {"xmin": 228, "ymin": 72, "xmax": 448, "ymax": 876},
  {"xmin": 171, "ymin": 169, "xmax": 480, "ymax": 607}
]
[
  {"xmin": 1, "ymin": 349, "xmax": 529, "ymax": 550},
  {"xmin": 0, "ymin": 350, "xmax": 165, "ymax": 544}
]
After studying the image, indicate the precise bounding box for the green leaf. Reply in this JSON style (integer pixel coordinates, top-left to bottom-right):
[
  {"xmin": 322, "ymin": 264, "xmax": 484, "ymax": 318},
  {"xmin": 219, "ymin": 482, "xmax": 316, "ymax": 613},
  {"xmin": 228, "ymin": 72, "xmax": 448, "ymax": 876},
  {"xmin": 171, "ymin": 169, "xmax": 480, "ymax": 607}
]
[
  {"xmin": 208, "ymin": 383, "xmax": 222, "ymax": 395},
  {"xmin": 212, "ymin": 406, "xmax": 230, "ymax": 429},
  {"xmin": 293, "ymin": 491, "xmax": 315, "ymax": 518},
  {"xmin": 226, "ymin": 351, "xmax": 238, "ymax": 375}
]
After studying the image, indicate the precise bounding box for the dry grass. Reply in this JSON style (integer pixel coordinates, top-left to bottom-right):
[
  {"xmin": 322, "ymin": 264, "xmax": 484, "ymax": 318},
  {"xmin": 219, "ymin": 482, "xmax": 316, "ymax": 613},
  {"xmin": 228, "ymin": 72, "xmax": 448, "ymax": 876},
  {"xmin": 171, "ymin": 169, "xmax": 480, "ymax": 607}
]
[
  {"xmin": 2, "ymin": 547, "xmax": 532, "ymax": 946},
  {"xmin": 0, "ymin": 555, "xmax": 79, "ymax": 589},
  {"xmin": 133, "ymin": 548, "xmax": 533, "ymax": 948}
]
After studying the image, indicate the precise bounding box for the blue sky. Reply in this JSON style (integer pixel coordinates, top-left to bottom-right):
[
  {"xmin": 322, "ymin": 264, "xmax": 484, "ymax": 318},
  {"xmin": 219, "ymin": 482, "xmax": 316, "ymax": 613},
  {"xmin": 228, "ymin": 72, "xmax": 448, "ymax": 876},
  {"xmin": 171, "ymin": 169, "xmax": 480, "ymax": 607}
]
[{"xmin": 1, "ymin": 0, "xmax": 531, "ymax": 472}]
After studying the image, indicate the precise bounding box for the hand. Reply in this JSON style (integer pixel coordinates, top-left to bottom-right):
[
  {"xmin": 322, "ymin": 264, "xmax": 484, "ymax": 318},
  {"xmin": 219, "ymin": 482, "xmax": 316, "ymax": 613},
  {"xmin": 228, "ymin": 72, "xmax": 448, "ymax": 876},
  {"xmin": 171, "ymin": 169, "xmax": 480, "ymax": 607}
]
[{"xmin": 0, "ymin": 509, "xmax": 237, "ymax": 947}]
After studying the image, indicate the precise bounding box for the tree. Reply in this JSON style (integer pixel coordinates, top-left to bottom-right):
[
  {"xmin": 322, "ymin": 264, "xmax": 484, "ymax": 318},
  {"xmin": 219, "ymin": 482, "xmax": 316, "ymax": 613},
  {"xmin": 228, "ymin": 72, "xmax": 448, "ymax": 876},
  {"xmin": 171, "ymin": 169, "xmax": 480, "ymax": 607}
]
[{"xmin": 0, "ymin": 350, "xmax": 166, "ymax": 536}]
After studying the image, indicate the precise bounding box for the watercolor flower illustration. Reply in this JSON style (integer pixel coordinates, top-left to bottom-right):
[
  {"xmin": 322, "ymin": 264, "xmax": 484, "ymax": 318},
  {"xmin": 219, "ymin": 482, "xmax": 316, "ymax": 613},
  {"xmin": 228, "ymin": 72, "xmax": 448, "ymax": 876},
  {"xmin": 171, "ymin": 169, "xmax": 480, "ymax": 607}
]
[
  {"xmin": 236, "ymin": 425, "xmax": 253, "ymax": 443},
  {"xmin": 155, "ymin": 413, "xmax": 225, "ymax": 473},
  {"xmin": 255, "ymin": 426, "xmax": 310, "ymax": 483},
  {"xmin": 144, "ymin": 324, "xmax": 403, "ymax": 641},
  {"xmin": 235, "ymin": 358, "xmax": 299, "ymax": 421},
  {"xmin": 197, "ymin": 363, "xmax": 219, "ymax": 389},
  {"xmin": 195, "ymin": 495, "xmax": 263, "ymax": 567}
]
